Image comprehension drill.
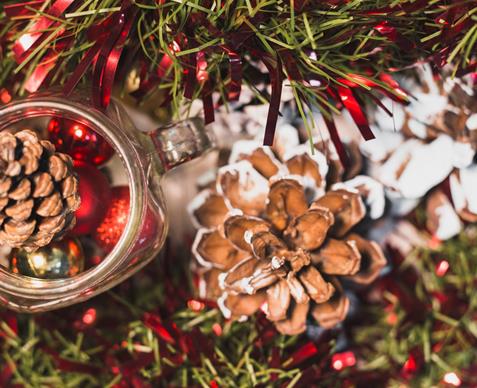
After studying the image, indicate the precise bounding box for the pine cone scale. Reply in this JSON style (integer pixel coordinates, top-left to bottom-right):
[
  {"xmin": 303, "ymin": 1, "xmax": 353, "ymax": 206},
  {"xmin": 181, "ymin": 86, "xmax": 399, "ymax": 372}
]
[
  {"xmin": 8, "ymin": 179, "xmax": 31, "ymax": 200},
  {"xmin": 32, "ymin": 173, "xmax": 54, "ymax": 197},
  {"xmin": 0, "ymin": 197, "xmax": 9, "ymax": 212},
  {"xmin": 0, "ymin": 134, "xmax": 17, "ymax": 161},
  {"xmin": 299, "ymin": 266, "xmax": 334, "ymax": 303},
  {"xmin": 286, "ymin": 273, "xmax": 310, "ymax": 304},
  {"xmin": 5, "ymin": 199, "xmax": 34, "ymax": 221},
  {"xmin": 0, "ymin": 177, "xmax": 12, "ymax": 194},
  {"xmin": 266, "ymin": 280, "xmax": 290, "ymax": 321}
]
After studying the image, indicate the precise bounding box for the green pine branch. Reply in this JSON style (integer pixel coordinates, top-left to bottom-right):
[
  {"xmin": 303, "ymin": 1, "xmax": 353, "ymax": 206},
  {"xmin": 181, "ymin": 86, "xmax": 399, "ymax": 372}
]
[{"xmin": 0, "ymin": 0, "xmax": 475, "ymax": 120}]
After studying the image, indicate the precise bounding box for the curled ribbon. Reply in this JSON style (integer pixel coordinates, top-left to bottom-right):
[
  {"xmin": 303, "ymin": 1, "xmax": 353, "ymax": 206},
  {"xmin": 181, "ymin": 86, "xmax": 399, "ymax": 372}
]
[
  {"xmin": 92, "ymin": 2, "xmax": 136, "ymax": 107},
  {"xmin": 62, "ymin": 1, "xmax": 135, "ymax": 107}
]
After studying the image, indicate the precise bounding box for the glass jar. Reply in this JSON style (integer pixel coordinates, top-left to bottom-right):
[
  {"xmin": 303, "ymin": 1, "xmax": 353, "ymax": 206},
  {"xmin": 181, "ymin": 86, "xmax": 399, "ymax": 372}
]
[{"xmin": 0, "ymin": 92, "xmax": 214, "ymax": 312}]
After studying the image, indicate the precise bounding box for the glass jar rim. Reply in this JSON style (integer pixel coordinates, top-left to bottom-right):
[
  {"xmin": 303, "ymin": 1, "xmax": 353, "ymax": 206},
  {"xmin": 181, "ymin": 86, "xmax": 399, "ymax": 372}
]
[{"xmin": 0, "ymin": 95, "xmax": 145, "ymax": 309}]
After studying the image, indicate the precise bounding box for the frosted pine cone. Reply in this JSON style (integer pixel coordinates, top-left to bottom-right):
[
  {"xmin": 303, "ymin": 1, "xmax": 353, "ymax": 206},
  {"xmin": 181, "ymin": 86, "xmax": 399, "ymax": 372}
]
[
  {"xmin": 0, "ymin": 130, "xmax": 80, "ymax": 251},
  {"xmin": 190, "ymin": 139, "xmax": 386, "ymax": 335},
  {"xmin": 363, "ymin": 66, "xmax": 477, "ymax": 240}
]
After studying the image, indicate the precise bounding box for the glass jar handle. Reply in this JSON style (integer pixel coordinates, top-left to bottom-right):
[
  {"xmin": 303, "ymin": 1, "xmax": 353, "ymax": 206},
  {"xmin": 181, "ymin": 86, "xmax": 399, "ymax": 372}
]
[{"xmin": 150, "ymin": 117, "xmax": 215, "ymax": 171}]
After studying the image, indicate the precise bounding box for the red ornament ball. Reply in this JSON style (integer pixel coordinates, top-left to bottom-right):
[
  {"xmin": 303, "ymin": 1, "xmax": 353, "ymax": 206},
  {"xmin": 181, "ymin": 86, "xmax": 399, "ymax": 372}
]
[
  {"xmin": 48, "ymin": 117, "xmax": 115, "ymax": 165},
  {"xmin": 93, "ymin": 186, "xmax": 130, "ymax": 252},
  {"xmin": 71, "ymin": 162, "xmax": 112, "ymax": 235}
]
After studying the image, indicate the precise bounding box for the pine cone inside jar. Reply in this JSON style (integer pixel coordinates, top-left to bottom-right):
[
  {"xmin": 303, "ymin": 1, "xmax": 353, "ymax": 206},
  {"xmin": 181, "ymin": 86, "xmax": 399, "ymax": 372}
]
[
  {"xmin": 0, "ymin": 130, "xmax": 80, "ymax": 251},
  {"xmin": 190, "ymin": 138, "xmax": 386, "ymax": 335}
]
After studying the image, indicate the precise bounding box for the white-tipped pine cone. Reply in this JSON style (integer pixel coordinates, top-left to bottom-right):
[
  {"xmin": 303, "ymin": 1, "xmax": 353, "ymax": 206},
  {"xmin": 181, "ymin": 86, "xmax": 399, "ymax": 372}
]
[
  {"xmin": 189, "ymin": 136, "xmax": 386, "ymax": 335},
  {"xmin": 363, "ymin": 66, "xmax": 477, "ymax": 240}
]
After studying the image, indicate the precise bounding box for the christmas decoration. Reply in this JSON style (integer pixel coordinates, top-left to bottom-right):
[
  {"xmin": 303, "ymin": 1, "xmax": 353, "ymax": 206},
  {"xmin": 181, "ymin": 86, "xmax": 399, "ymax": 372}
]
[
  {"xmin": 47, "ymin": 117, "xmax": 114, "ymax": 166},
  {"xmin": 90, "ymin": 185, "xmax": 159, "ymax": 254},
  {"xmin": 352, "ymin": 227, "xmax": 477, "ymax": 387},
  {"xmin": 1, "ymin": 0, "xmax": 477, "ymax": 383},
  {"xmin": 0, "ymin": 241, "xmax": 341, "ymax": 387},
  {"xmin": 0, "ymin": 95, "xmax": 214, "ymax": 312},
  {"xmin": 0, "ymin": 129, "xmax": 80, "ymax": 251},
  {"xmin": 1, "ymin": 1, "xmax": 476, "ymax": 147},
  {"xmin": 71, "ymin": 162, "xmax": 112, "ymax": 236},
  {"xmin": 190, "ymin": 139, "xmax": 386, "ymax": 335},
  {"xmin": 0, "ymin": 227, "xmax": 475, "ymax": 386},
  {"xmin": 93, "ymin": 186, "xmax": 129, "ymax": 253},
  {"xmin": 363, "ymin": 67, "xmax": 477, "ymax": 241},
  {"xmin": 9, "ymin": 236, "xmax": 84, "ymax": 279}
]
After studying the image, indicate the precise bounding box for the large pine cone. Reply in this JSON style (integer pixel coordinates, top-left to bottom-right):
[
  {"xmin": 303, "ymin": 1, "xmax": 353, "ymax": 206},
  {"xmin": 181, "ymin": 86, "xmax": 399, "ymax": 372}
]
[
  {"xmin": 190, "ymin": 137, "xmax": 386, "ymax": 335},
  {"xmin": 0, "ymin": 130, "xmax": 80, "ymax": 251}
]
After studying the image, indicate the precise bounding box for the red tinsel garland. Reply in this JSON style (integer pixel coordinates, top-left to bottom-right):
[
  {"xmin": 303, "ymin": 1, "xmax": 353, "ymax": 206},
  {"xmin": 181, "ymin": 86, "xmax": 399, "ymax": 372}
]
[{"xmin": 2, "ymin": 0, "xmax": 476, "ymax": 159}]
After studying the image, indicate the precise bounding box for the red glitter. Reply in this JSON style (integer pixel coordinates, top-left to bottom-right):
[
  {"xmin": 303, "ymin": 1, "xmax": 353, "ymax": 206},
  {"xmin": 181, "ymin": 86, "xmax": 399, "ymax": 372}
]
[{"xmin": 94, "ymin": 186, "xmax": 130, "ymax": 252}]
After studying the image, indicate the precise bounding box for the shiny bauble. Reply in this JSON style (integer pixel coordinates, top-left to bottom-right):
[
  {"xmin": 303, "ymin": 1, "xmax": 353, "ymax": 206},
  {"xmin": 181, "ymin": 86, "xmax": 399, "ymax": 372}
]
[
  {"xmin": 71, "ymin": 162, "xmax": 112, "ymax": 235},
  {"xmin": 93, "ymin": 186, "xmax": 159, "ymax": 253},
  {"xmin": 48, "ymin": 117, "xmax": 114, "ymax": 166},
  {"xmin": 10, "ymin": 237, "xmax": 85, "ymax": 279},
  {"xmin": 93, "ymin": 186, "xmax": 130, "ymax": 252}
]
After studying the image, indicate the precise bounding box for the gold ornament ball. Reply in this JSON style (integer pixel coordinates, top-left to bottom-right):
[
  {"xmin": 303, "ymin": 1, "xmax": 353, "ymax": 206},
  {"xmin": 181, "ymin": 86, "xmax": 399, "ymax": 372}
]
[{"xmin": 9, "ymin": 237, "xmax": 85, "ymax": 279}]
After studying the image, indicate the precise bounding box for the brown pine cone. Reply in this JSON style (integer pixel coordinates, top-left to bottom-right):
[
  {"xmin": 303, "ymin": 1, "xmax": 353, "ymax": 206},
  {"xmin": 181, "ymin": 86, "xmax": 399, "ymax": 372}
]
[
  {"xmin": 0, "ymin": 130, "xmax": 80, "ymax": 251},
  {"xmin": 190, "ymin": 139, "xmax": 386, "ymax": 335}
]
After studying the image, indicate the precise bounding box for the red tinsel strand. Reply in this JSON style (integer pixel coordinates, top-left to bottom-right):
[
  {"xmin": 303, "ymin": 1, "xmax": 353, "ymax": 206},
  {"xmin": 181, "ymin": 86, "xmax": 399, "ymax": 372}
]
[
  {"xmin": 335, "ymin": 85, "xmax": 375, "ymax": 140},
  {"xmin": 6, "ymin": 0, "xmax": 79, "ymax": 92},
  {"xmin": 256, "ymin": 53, "xmax": 284, "ymax": 146},
  {"xmin": 6, "ymin": 0, "xmax": 476, "ymax": 151},
  {"xmin": 3, "ymin": 1, "xmax": 44, "ymax": 18},
  {"xmin": 220, "ymin": 45, "xmax": 242, "ymax": 101},
  {"xmin": 92, "ymin": 0, "xmax": 136, "ymax": 107},
  {"xmin": 9, "ymin": 0, "xmax": 75, "ymax": 62},
  {"xmin": 41, "ymin": 347, "xmax": 102, "ymax": 375}
]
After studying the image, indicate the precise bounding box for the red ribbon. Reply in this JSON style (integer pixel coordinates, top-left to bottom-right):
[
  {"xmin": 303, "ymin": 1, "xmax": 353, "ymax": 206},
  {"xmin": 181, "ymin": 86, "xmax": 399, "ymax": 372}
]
[
  {"xmin": 322, "ymin": 113, "xmax": 349, "ymax": 168},
  {"xmin": 220, "ymin": 45, "xmax": 242, "ymax": 101},
  {"xmin": 3, "ymin": 1, "xmax": 44, "ymax": 18},
  {"xmin": 183, "ymin": 48, "xmax": 197, "ymax": 100},
  {"xmin": 0, "ymin": 365, "xmax": 13, "ymax": 387},
  {"xmin": 321, "ymin": 72, "xmax": 410, "ymax": 150},
  {"xmin": 42, "ymin": 347, "xmax": 102, "ymax": 374},
  {"xmin": 92, "ymin": 2, "xmax": 136, "ymax": 107},
  {"xmin": 258, "ymin": 54, "xmax": 284, "ymax": 146},
  {"xmin": 373, "ymin": 21, "xmax": 414, "ymax": 51},
  {"xmin": 63, "ymin": 1, "xmax": 135, "ymax": 107},
  {"xmin": 10, "ymin": 0, "xmax": 75, "ymax": 62},
  {"xmin": 285, "ymin": 342, "xmax": 319, "ymax": 368},
  {"xmin": 196, "ymin": 51, "xmax": 215, "ymax": 124},
  {"xmin": 336, "ymin": 85, "xmax": 375, "ymax": 140},
  {"xmin": 280, "ymin": 49, "xmax": 303, "ymax": 81},
  {"xmin": 143, "ymin": 312, "xmax": 176, "ymax": 345},
  {"xmin": 7, "ymin": 0, "xmax": 77, "ymax": 92}
]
